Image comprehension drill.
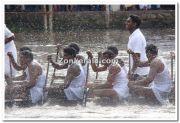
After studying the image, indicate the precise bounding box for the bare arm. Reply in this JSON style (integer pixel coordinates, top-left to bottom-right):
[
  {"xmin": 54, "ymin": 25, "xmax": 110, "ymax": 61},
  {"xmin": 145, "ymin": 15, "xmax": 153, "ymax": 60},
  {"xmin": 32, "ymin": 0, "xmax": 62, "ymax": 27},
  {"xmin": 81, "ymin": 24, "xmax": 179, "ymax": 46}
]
[
  {"xmin": 5, "ymin": 35, "xmax": 15, "ymax": 44},
  {"xmin": 94, "ymin": 64, "xmax": 120, "ymax": 89},
  {"xmin": 7, "ymin": 52, "xmax": 25, "ymax": 71},
  {"xmin": 25, "ymin": 64, "xmax": 41, "ymax": 89},
  {"xmin": 133, "ymin": 60, "xmax": 159, "ymax": 86},
  {"xmin": 13, "ymin": 72, "xmax": 26, "ymax": 81},
  {"xmin": 47, "ymin": 55, "xmax": 68, "ymax": 69},
  {"xmin": 127, "ymin": 49, "xmax": 149, "ymax": 71},
  {"xmin": 86, "ymin": 51, "xmax": 107, "ymax": 72},
  {"xmin": 51, "ymin": 60, "xmax": 68, "ymax": 69}
]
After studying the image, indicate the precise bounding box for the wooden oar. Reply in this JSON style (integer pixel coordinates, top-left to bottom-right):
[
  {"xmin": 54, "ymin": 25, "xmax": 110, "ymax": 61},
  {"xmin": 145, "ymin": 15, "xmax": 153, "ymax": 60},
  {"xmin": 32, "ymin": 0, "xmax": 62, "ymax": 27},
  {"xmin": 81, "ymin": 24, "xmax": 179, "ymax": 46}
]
[
  {"xmin": 9, "ymin": 58, "xmax": 14, "ymax": 104},
  {"xmin": 9, "ymin": 58, "xmax": 13, "ymax": 83},
  {"xmin": 50, "ymin": 46, "xmax": 60, "ymax": 85},
  {"xmin": 95, "ymin": 54, "xmax": 100, "ymax": 79},
  {"xmin": 41, "ymin": 60, "xmax": 50, "ymax": 104},
  {"xmin": 170, "ymin": 52, "xmax": 174, "ymax": 81},
  {"xmin": 129, "ymin": 54, "xmax": 131, "ymax": 73},
  {"xmin": 82, "ymin": 57, "xmax": 90, "ymax": 107}
]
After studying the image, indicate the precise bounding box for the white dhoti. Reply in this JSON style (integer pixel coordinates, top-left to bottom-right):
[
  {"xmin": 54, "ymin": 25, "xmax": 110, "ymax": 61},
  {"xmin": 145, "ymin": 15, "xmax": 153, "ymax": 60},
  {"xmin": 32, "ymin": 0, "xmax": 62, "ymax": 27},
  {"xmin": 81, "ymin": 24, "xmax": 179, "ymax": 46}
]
[
  {"xmin": 64, "ymin": 87, "xmax": 84, "ymax": 100},
  {"xmin": 113, "ymin": 84, "xmax": 129, "ymax": 99},
  {"xmin": 30, "ymin": 86, "xmax": 43, "ymax": 104},
  {"xmin": 151, "ymin": 87, "xmax": 170, "ymax": 105},
  {"xmin": 5, "ymin": 41, "xmax": 17, "ymax": 77}
]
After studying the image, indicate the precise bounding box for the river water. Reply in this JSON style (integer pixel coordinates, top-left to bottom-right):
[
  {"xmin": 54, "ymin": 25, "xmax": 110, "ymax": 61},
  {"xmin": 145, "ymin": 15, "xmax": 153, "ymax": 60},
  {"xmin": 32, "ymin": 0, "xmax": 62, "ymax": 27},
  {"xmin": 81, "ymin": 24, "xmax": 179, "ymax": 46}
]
[{"xmin": 4, "ymin": 28, "xmax": 176, "ymax": 120}]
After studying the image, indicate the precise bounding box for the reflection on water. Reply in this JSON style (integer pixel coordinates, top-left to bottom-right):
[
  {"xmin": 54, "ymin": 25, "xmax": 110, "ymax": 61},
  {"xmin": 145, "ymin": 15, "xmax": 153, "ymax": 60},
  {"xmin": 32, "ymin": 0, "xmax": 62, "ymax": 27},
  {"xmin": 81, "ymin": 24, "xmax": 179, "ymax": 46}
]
[{"xmin": 5, "ymin": 28, "xmax": 176, "ymax": 120}]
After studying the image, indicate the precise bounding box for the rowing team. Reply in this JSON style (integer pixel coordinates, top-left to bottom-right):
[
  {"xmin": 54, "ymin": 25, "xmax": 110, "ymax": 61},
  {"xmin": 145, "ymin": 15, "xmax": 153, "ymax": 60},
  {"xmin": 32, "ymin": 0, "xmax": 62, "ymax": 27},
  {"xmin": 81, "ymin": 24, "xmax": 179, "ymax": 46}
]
[{"xmin": 5, "ymin": 43, "xmax": 174, "ymax": 105}]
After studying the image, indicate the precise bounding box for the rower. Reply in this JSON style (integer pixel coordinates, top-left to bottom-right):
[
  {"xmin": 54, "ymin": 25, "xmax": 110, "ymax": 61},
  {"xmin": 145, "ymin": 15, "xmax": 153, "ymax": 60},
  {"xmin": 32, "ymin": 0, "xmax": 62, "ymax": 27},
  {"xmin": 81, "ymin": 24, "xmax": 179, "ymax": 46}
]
[
  {"xmin": 128, "ymin": 44, "xmax": 172, "ymax": 105},
  {"xmin": 86, "ymin": 50, "xmax": 129, "ymax": 101},
  {"xmin": 47, "ymin": 46, "xmax": 86, "ymax": 101},
  {"xmin": 88, "ymin": 46, "xmax": 126, "ymax": 76},
  {"xmin": 6, "ymin": 50, "xmax": 46, "ymax": 104}
]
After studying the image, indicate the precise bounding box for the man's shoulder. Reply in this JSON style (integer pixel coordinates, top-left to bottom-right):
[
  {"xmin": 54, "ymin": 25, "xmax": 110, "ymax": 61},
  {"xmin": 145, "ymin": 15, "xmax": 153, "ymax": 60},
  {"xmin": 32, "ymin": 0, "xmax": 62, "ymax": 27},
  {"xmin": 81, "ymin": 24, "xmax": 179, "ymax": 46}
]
[
  {"xmin": 69, "ymin": 63, "xmax": 80, "ymax": 70},
  {"xmin": 151, "ymin": 58, "xmax": 162, "ymax": 67}
]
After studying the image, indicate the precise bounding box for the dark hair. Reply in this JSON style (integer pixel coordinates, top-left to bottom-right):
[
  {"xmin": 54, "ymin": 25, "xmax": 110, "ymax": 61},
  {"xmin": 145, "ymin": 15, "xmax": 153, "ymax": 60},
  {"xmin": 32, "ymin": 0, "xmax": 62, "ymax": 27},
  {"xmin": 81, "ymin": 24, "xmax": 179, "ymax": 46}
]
[
  {"xmin": 68, "ymin": 42, "xmax": 80, "ymax": 54},
  {"xmin": 129, "ymin": 15, "xmax": 141, "ymax": 28},
  {"xmin": 107, "ymin": 46, "xmax": 118, "ymax": 55},
  {"xmin": 21, "ymin": 50, "xmax": 33, "ymax": 62},
  {"xmin": 103, "ymin": 50, "xmax": 115, "ymax": 59},
  {"xmin": 146, "ymin": 44, "xmax": 158, "ymax": 55},
  {"xmin": 19, "ymin": 47, "xmax": 32, "ymax": 52},
  {"xmin": 63, "ymin": 46, "xmax": 76, "ymax": 57}
]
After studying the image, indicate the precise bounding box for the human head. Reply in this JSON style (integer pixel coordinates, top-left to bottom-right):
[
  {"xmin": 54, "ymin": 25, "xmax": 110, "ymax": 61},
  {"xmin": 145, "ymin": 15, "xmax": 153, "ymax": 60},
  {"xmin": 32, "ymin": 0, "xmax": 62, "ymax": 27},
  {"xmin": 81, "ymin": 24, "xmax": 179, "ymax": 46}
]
[
  {"xmin": 101, "ymin": 50, "xmax": 115, "ymax": 66},
  {"xmin": 63, "ymin": 46, "xmax": 77, "ymax": 61},
  {"xmin": 107, "ymin": 46, "xmax": 118, "ymax": 57},
  {"xmin": 19, "ymin": 50, "xmax": 33, "ymax": 66},
  {"xmin": 19, "ymin": 47, "xmax": 32, "ymax": 52},
  {"xmin": 145, "ymin": 44, "xmax": 158, "ymax": 60},
  {"xmin": 126, "ymin": 15, "xmax": 141, "ymax": 31},
  {"xmin": 68, "ymin": 42, "xmax": 80, "ymax": 55}
]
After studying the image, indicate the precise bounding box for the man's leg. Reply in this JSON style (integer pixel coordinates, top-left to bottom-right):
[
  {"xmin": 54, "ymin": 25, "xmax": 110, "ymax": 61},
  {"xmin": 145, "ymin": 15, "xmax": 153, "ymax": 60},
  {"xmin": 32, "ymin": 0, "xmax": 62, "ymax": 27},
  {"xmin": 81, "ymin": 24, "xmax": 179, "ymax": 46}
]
[
  {"xmin": 93, "ymin": 89, "xmax": 117, "ymax": 97},
  {"xmin": 129, "ymin": 84, "xmax": 156, "ymax": 99}
]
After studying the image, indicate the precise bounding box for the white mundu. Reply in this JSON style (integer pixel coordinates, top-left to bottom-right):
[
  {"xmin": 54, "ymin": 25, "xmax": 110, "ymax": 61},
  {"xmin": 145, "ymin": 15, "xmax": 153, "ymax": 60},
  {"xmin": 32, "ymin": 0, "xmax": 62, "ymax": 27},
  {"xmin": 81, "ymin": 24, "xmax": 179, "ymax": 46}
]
[
  {"xmin": 149, "ymin": 59, "xmax": 172, "ymax": 105},
  {"xmin": 5, "ymin": 24, "xmax": 17, "ymax": 77},
  {"xmin": 108, "ymin": 64, "xmax": 129, "ymax": 99},
  {"xmin": 64, "ymin": 62, "xmax": 86, "ymax": 100},
  {"xmin": 25, "ymin": 60, "xmax": 46, "ymax": 104},
  {"xmin": 127, "ymin": 28, "xmax": 149, "ymax": 75}
]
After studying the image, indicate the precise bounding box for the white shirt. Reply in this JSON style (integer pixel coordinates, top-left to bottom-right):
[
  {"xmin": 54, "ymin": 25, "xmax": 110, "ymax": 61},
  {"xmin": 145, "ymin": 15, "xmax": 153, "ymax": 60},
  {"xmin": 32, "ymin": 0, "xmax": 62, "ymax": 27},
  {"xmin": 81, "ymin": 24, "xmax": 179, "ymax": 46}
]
[
  {"xmin": 5, "ymin": 24, "xmax": 14, "ymax": 38},
  {"xmin": 127, "ymin": 28, "xmax": 149, "ymax": 75},
  {"xmin": 5, "ymin": 24, "xmax": 15, "ymax": 49}
]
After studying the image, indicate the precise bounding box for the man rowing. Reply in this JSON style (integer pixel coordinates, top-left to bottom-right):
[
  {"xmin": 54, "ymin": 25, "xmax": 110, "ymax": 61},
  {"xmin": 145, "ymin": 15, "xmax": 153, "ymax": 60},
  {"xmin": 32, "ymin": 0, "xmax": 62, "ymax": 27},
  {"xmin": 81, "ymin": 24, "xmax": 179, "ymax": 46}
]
[
  {"xmin": 86, "ymin": 50, "xmax": 129, "ymax": 101},
  {"xmin": 6, "ymin": 50, "xmax": 46, "ymax": 104},
  {"xmin": 51, "ymin": 42, "xmax": 87, "ymax": 78},
  {"xmin": 128, "ymin": 44, "xmax": 172, "ymax": 105},
  {"xmin": 47, "ymin": 46, "xmax": 86, "ymax": 101},
  {"xmin": 88, "ymin": 46, "xmax": 126, "ymax": 74}
]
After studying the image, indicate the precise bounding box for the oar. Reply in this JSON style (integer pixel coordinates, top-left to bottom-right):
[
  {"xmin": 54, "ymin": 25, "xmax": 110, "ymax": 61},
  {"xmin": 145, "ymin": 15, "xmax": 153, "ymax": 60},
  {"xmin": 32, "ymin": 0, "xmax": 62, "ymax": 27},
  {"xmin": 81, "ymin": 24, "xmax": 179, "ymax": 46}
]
[
  {"xmin": 170, "ymin": 52, "xmax": 174, "ymax": 81},
  {"xmin": 42, "ymin": 60, "xmax": 50, "ymax": 104},
  {"xmin": 50, "ymin": 46, "xmax": 60, "ymax": 85},
  {"xmin": 129, "ymin": 53, "xmax": 131, "ymax": 73},
  {"xmin": 95, "ymin": 54, "xmax": 100, "ymax": 79},
  {"xmin": 82, "ymin": 56, "xmax": 90, "ymax": 107},
  {"xmin": 9, "ymin": 58, "xmax": 14, "ymax": 104},
  {"xmin": 8, "ymin": 58, "xmax": 13, "ymax": 84}
]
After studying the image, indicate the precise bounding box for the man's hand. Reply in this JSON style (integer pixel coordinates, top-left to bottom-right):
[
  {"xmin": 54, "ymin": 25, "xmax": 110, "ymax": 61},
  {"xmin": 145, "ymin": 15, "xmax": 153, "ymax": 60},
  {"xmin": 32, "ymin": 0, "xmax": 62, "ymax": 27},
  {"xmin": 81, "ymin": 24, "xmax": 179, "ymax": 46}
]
[
  {"xmin": 170, "ymin": 52, "xmax": 175, "ymax": 59},
  {"xmin": 97, "ymin": 51, "xmax": 102, "ymax": 58},
  {"xmin": 128, "ymin": 80, "xmax": 135, "ymax": 88},
  {"xmin": 57, "ymin": 44, "xmax": 63, "ymax": 51},
  {"xmin": 128, "ymin": 71, "xmax": 135, "ymax": 81},
  {"xmin": 7, "ymin": 52, "xmax": 13, "ymax": 59},
  {"xmin": 127, "ymin": 49, "xmax": 134, "ymax": 55},
  {"xmin": 86, "ymin": 51, "xmax": 93, "ymax": 59},
  {"xmin": 118, "ymin": 58, "xmax": 124, "ymax": 67},
  {"xmin": 47, "ymin": 55, "xmax": 52, "ymax": 62}
]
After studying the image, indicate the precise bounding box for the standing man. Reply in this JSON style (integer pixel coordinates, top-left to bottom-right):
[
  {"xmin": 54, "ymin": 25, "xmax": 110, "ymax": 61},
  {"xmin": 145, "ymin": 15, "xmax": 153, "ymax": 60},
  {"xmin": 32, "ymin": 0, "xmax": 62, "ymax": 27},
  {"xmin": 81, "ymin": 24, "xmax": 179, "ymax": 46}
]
[
  {"xmin": 5, "ymin": 24, "xmax": 17, "ymax": 80},
  {"xmin": 126, "ymin": 15, "xmax": 149, "ymax": 80}
]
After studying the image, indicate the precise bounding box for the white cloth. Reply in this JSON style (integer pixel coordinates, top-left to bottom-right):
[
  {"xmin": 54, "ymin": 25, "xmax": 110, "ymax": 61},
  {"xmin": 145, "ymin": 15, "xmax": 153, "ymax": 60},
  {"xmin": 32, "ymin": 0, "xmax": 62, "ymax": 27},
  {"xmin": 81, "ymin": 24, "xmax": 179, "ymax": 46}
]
[
  {"xmin": 108, "ymin": 64, "xmax": 129, "ymax": 99},
  {"xmin": 82, "ymin": 62, "xmax": 88, "ymax": 79},
  {"xmin": 127, "ymin": 28, "xmax": 149, "ymax": 75},
  {"xmin": 149, "ymin": 59, "xmax": 172, "ymax": 105},
  {"xmin": 64, "ymin": 62, "xmax": 86, "ymax": 100},
  {"xmin": 25, "ymin": 60, "xmax": 46, "ymax": 104},
  {"xmin": 5, "ymin": 24, "xmax": 17, "ymax": 77}
]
